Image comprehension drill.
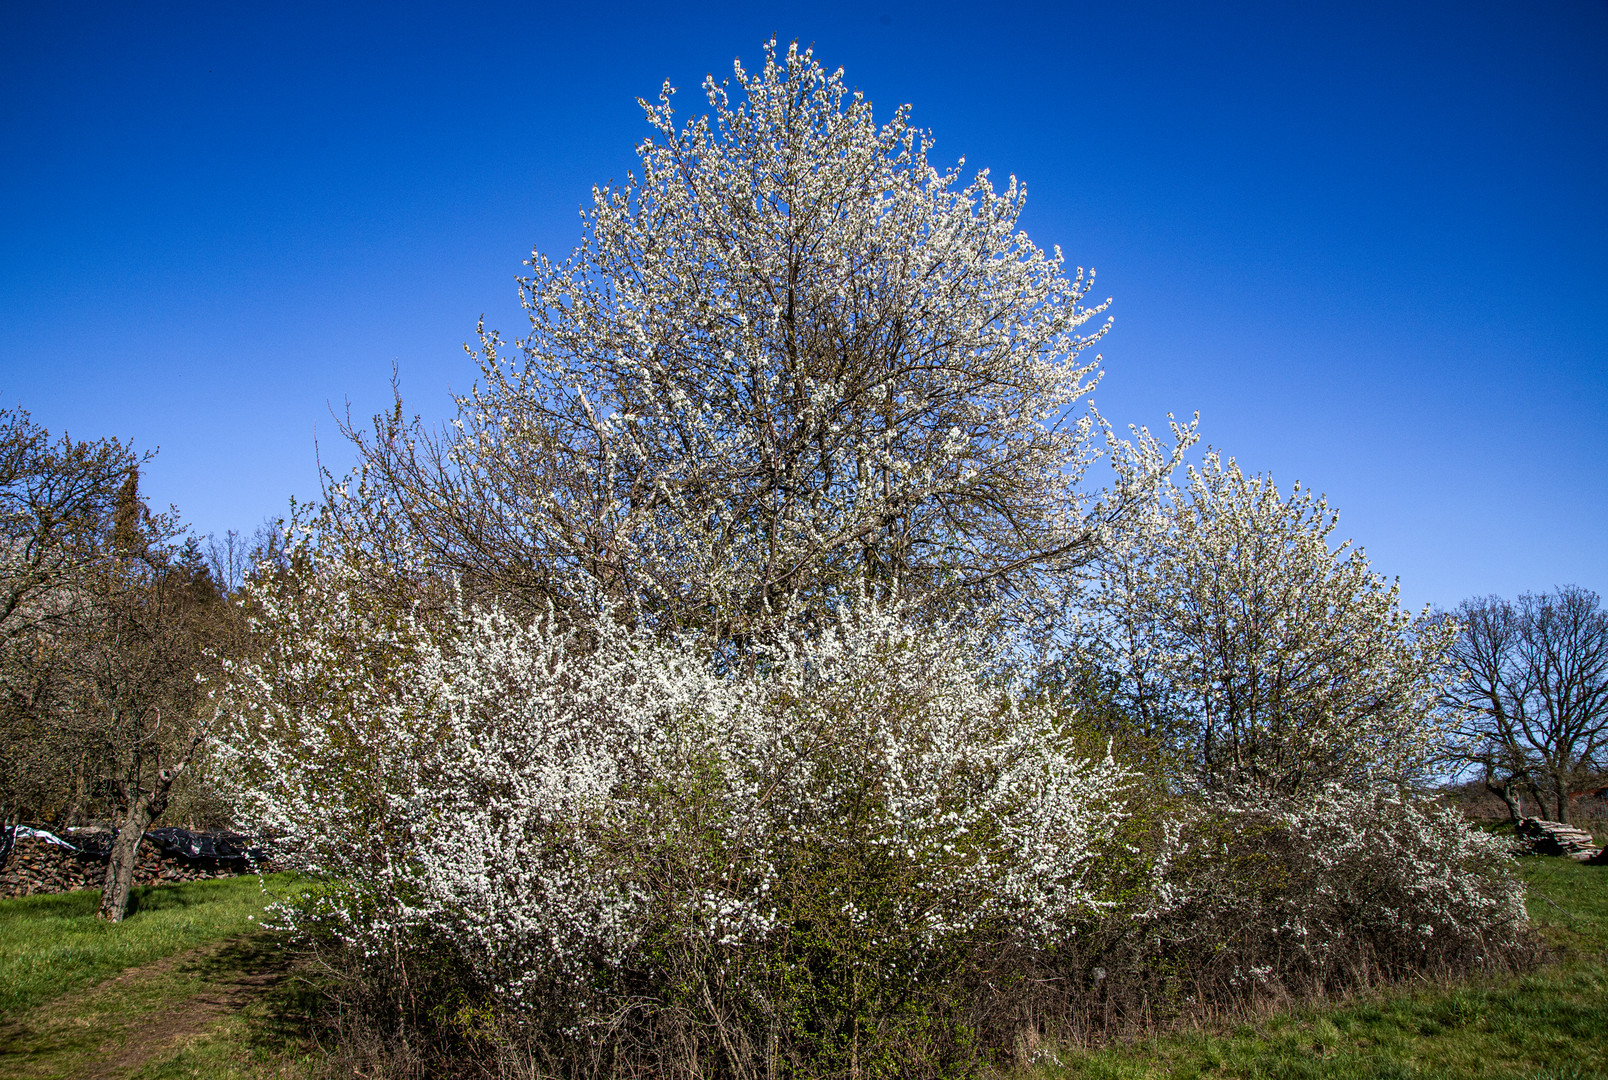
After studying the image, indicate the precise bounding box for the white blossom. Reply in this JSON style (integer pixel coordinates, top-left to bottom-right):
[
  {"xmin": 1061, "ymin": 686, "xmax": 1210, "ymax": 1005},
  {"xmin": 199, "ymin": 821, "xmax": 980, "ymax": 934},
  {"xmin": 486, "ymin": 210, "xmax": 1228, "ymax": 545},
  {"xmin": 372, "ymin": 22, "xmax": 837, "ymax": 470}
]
[
  {"xmin": 340, "ymin": 39, "xmax": 1117, "ymax": 636},
  {"xmin": 216, "ymin": 555, "xmax": 1132, "ymax": 1005},
  {"xmin": 1081, "ymin": 447, "xmax": 1456, "ymax": 793},
  {"xmin": 1142, "ymin": 783, "xmax": 1527, "ymax": 978}
]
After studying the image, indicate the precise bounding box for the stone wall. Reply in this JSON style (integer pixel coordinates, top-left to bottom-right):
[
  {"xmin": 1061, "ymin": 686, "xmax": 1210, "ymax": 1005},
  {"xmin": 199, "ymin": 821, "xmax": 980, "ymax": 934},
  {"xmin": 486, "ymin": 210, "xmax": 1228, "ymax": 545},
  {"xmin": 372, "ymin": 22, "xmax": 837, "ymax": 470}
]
[{"xmin": 0, "ymin": 835, "xmax": 251, "ymax": 899}]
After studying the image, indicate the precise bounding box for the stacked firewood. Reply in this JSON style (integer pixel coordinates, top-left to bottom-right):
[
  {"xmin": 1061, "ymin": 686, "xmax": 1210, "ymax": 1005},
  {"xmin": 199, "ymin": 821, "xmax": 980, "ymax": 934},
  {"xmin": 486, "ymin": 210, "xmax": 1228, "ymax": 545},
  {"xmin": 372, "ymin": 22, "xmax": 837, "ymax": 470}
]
[
  {"xmin": 1515, "ymin": 817, "xmax": 1603, "ymax": 861},
  {"xmin": 0, "ymin": 835, "xmax": 250, "ymax": 899}
]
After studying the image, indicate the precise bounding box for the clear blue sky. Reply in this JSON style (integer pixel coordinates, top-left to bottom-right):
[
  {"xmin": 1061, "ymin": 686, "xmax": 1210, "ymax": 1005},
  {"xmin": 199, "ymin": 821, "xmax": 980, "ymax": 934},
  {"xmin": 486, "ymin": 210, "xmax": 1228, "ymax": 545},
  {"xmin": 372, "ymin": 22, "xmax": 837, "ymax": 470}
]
[{"xmin": 2, "ymin": 0, "xmax": 1604, "ymax": 611}]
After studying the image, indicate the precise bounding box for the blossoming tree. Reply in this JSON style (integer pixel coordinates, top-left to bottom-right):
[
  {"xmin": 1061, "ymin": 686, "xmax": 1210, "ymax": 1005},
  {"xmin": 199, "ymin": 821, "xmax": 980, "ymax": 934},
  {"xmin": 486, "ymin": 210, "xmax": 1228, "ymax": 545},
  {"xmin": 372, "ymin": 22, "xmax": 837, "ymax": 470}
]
[
  {"xmin": 1081, "ymin": 447, "xmax": 1456, "ymax": 794},
  {"xmin": 337, "ymin": 40, "xmax": 1117, "ymax": 638},
  {"xmin": 211, "ymin": 41, "xmax": 1523, "ymax": 1074}
]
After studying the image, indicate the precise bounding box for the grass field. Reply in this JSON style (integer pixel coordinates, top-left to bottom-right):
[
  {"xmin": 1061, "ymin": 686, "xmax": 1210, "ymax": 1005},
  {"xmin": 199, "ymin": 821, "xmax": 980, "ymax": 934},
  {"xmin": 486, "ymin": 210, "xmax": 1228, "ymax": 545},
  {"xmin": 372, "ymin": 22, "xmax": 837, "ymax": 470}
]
[
  {"xmin": 0, "ymin": 859, "xmax": 1602, "ymax": 1079},
  {"xmin": 1026, "ymin": 855, "xmax": 1608, "ymax": 1080},
  {"xmin": 0, "ymin": 874, "xmax": 300, "ymax": 1016},
  {"xmin": 0, "ymin": 874, "xmax": 317, "ymax": 1080}
]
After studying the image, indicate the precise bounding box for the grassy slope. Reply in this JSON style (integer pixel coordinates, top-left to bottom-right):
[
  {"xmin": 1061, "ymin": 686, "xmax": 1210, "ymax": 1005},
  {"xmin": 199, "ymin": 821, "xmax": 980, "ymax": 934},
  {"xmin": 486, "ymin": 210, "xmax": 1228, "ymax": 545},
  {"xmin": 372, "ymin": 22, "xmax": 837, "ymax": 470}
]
[
  {"xmin": 0, "ymin": 874, "xmax": 318, "ymax": 1080},
  {"xmin": 1026, "ymin": 856, "xmax": 1608, "ymax": 1080}
]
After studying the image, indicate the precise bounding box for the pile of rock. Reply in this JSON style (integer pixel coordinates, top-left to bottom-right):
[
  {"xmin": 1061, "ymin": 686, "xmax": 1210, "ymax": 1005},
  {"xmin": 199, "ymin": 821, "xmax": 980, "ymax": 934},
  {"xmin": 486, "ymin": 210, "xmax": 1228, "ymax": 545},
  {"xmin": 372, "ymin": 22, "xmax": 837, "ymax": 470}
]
[
  {"xmin": 0, "ymin": 830, "xmax": 256, "ymax": 900},
  {"xmin": 1515, "ymin": 817, "xmax": 1604, "ymax": 862}
]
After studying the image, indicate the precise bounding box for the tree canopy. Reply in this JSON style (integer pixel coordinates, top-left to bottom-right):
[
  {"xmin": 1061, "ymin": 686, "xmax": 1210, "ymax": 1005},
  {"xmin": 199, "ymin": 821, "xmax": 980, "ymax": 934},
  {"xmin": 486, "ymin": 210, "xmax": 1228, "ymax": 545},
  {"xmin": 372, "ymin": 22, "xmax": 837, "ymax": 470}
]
[
  {"xmin": 1079, "ymin": 449, "xmax": 1455, "ymax": 794},
  {"xmin": 1446, "ymin": 586, "xmax": 1608, "ymax": 823},
  {"xmin": 336, "ymin": 41, "xmax": 1116, "ymax": 639}
]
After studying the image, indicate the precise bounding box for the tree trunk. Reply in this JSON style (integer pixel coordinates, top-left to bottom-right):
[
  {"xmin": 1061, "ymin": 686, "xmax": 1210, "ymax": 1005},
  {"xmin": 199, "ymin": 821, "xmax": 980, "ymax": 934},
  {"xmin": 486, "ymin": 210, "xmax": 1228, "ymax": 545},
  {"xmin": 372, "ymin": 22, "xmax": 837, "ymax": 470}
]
[
  {"xmin": 1552, "ymin": 772, "xmax": 1571, "ymax": 825},
  {"xmin": 0, "ymin": 809, "xmax": 17, "ymax": 874},
  {"xmin": 1486, "ymin": 777, "xmax": 1524, "ymax": 824},
  {"xmin": 97, "ymin": 765, "xmax": 182, "ymax": 922}
]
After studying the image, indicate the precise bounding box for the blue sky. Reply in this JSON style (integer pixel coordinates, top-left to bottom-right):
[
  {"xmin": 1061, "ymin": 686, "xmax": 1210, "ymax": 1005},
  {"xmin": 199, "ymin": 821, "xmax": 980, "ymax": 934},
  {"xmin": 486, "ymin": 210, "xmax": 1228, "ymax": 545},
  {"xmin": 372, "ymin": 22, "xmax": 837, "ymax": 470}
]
[{"xmin": 2, "ymin": 0, "xmax": 1604, "ymax": 611}]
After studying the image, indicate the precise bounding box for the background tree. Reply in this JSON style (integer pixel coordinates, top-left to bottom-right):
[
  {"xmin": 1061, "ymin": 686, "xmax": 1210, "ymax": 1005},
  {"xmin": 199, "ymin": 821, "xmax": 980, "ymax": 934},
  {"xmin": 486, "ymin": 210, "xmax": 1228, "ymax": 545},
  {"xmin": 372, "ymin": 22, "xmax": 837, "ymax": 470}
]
[
  {"xmin": 0, "ymin": 410, "xmax": 142, "ymax": 639},
  {"xmin": 0, "ymin": 411, "xmax": 233, "ymax": 917},
  {"xmin": 81, "ymin": 470, "xmax": 223, "ymax": 920},
  {"xmin": 205, "ymin": 519, "xmax": 288, "ymax": 598},
  {"xmin": 0, "ymin": 409, "xmax": 143, "ymax": 842},
  {"xmin": 1080, "ymin": 447, "xmax": 1455, "ymax": 795},
  {"xmin": 1445, "ymin": 586, "xmax": 1608, "ymax": 824},
  {"xmin": 329, "ymin": 41, "xmax": 1138, "ymax": 646}
]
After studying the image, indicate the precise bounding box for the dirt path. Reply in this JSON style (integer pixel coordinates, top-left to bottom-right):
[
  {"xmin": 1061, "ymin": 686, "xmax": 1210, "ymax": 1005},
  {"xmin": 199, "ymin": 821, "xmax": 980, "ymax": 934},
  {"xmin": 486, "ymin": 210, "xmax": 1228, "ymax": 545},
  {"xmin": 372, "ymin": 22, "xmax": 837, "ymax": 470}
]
[{"xmin": 0, "ymin": 933, "xmax": 295, "ymax": 1080}]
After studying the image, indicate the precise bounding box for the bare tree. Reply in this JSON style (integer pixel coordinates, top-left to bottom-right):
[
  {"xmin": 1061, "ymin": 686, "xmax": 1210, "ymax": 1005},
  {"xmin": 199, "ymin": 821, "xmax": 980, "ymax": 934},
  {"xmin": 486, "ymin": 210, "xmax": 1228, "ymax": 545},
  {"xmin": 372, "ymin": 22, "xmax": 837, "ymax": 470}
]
[
  {"xmin": 0, "ymin": 412, "xmax": 231, "ymax": 913},
  {"xmin": 0, "ymin": 408, "xmax": 144, "ymax": 643},
  {"xmin": 1442, "ymin": 598, "xmax": 1534, "ymax": 821},
  {"xmin": 1446, "ymin": 587, "xmax": 1608, "ymax": 824},
  {"xmin": 205, "ymin": 518, "xmax": 287, "ymax": 597},
  {"xmin": 0, "ymin": 409, "xmax": 143, "ymax": 858},
  {"xmin": 81, "ymin": 477, "xmax": 221, "ymax": 920}
]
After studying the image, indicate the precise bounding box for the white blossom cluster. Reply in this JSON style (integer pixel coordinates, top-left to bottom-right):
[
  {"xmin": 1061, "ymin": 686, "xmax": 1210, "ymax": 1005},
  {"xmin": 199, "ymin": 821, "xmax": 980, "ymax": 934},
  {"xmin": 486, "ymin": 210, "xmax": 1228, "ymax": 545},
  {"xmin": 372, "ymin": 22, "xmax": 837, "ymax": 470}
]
[
  {"xmin": 1143, "ymin": 783, "xmax": 1527, "ymax": 981},
  {"xmin": 1083, "ymin": 445, "xmax": 1458, "ymax": 793},
  {"xmin": 203, "ymin": 41, "xmax": 1534, "ymax": 1064},
  {"xmin": 215, "ymin": 555, "xmax": 1132, "ymax": 1007},
  {"xmin": 356, "ymin": 39, "xmax": 1114, "ymax": 634}
]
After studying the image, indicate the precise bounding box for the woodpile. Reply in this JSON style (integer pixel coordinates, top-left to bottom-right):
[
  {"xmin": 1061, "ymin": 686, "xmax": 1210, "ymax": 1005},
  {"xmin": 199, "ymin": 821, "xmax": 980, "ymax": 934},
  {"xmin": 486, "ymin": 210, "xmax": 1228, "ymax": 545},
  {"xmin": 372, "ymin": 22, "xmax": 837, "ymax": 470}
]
[
  {"xmin": 0, "ymin": 835, "xmax": 251, "ymax": 899},
  {"xmin": 1515, "ymin": 817, "xmax": 1603, "ymax": 861}
]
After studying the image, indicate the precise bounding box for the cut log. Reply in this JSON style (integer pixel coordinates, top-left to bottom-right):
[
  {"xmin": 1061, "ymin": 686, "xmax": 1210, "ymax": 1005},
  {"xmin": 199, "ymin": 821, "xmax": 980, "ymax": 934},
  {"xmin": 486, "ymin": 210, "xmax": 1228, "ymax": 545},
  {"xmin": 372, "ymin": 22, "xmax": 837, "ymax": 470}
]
[{"xmin": 1516, "ymin": 816, "xmax": 1604, "ymax": 861}]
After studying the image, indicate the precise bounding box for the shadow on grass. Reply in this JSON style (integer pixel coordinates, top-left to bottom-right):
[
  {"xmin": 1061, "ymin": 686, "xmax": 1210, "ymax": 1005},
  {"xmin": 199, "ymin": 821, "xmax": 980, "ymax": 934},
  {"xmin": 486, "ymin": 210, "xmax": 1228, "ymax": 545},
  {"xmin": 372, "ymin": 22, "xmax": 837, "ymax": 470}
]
[
  {"xmin": 123, "ymin": 877, "xmax": 240, "ymax": 917},
  {"xmin": 182, "ymin": 930, "xmax": 325, "ymax": 1056}
]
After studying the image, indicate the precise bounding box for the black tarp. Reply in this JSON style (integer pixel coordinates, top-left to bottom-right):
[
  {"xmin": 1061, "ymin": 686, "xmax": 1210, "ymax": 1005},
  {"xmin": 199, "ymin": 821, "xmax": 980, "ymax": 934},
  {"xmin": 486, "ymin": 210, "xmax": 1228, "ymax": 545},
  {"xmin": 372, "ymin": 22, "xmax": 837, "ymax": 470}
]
[
  {"xmin": 65, "ymin": 829, "xmax": 113, "ymax": 858},
  {"xmin": 59, "ymin": 827, "xmax": 266, "ymax": 863},
  {"xmin": 144, "ymin": 827, "xmax": 264, "ymax": 862}
]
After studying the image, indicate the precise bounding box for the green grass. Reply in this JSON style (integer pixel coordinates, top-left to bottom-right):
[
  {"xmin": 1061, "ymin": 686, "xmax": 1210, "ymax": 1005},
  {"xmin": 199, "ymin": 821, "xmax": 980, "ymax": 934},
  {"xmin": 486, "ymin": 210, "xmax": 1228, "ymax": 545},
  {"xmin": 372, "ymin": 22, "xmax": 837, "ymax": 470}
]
[
  {"xmin": 1521, "ymin": 855, "xmax": 1608, "ymax": 955},
  {"xmin": 1021, "ymin": 857, "xmax": 1608, "ymax": 1080},
  {"xmin": 126, "ymin": 1008, "xmax": 326, "ymax": 1080},
  {"xmin": 0, "ymin": 874, "xmax": 317, "ymax": 1080},
  {"xmin": 0, "ymin": 929, "xmax": 321, "ymax": 1080},
  {"xmin": 0, "ymin": 872, "xmax": 300, "ymax": 1015}
]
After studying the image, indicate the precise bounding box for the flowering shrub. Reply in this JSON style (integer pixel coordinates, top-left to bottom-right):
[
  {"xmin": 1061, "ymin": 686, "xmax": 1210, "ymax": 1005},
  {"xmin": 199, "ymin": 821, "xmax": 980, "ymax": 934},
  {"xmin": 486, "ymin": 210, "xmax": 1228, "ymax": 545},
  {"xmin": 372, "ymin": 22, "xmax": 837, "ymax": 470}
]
[
  {"xmin": 1132, "ymin": 784, "xmax": 1529, "ymax": 1001},
  {"xmin": 207, "ymin": 37, "xmax": 1531, "ymax": 1073},
  {"xmin": 215, "ymin": 545, "xmax": 1533, "ymax": 1074},
  {"xmin": 216, "ymin": 558, "xmax": 1133, "ymax": 1075},
  {"xmin": 971, "ymin": 783, "xmax": 1532, "ymax": 1051}
]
